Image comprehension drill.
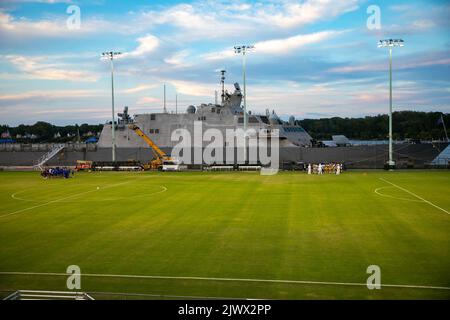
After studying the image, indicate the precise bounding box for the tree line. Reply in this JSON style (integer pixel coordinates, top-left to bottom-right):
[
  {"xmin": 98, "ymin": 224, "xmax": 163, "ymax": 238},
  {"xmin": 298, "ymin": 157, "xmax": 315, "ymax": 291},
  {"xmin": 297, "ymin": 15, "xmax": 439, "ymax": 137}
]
[
  {"xmin": 0, "ymin": 111, "xmax": 448, "ymax": 143},
  {"xmin": 0, "ymin": 122, "xmax": 103, "ymax": 143},
  {"xmin": 298, "ymin": 111, "xmax": 449, "ymax": 141}
]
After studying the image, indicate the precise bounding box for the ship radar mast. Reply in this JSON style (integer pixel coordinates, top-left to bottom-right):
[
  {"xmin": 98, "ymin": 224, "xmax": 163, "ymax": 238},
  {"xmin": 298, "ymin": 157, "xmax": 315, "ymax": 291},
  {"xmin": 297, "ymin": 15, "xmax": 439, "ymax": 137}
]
[{"xmin": 220, "ymin": 70, "xmax": 226, "ymax": 105}]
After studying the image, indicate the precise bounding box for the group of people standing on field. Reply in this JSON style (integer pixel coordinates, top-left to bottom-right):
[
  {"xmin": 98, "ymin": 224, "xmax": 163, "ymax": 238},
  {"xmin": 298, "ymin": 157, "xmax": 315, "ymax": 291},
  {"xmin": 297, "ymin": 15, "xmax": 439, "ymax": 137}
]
[
  {"xmin": 41, "ymin": 167, "xmax": 74, "ymax": 179},
  {"xmin": 307, "ymin": 163, "xmax": 343, "ymax": 175}
]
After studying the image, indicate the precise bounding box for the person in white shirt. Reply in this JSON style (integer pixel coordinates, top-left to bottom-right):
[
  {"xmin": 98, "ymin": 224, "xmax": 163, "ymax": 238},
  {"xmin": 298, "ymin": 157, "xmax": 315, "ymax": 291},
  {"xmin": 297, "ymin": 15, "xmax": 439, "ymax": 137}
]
[
  {"xmin": 307, "ymin": 163, "xmax": 312, "ymax": 175},
  {"xmin": 336, "ymin": 163, "xmax": 341, "ymax": 175},
  {"xmin": 318, "ymin": 163, "xmax": 323, "ymax": 175}
]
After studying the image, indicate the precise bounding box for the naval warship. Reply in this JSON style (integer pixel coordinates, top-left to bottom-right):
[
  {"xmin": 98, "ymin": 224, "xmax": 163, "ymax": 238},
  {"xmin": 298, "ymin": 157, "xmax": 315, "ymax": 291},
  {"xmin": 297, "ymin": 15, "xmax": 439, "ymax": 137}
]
[
  {"xmin": 98, "ymin": 80, "xmax": 312, "ymax": 153},
  {"xmin": 98, "ymin": 77, "xmax": 312, "ymax": 153}
]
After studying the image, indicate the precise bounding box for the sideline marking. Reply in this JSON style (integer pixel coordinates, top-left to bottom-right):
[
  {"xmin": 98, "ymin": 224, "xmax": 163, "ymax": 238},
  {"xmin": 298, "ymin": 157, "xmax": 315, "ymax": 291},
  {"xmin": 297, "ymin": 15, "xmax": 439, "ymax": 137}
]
[
  {"xmin": 374, "ymin": 186, "xmax": 422, "ymax": 203},
  {"xmin": 1, "ymin": 181, "xmax": 131, "ymax": 219},
  {"xmin": 379, "ymin": 178, "xmax": 450, "ymax": 215},
  {"xmin": 0, "ymin": 271, "xmax": 449, "ymax": 291}
]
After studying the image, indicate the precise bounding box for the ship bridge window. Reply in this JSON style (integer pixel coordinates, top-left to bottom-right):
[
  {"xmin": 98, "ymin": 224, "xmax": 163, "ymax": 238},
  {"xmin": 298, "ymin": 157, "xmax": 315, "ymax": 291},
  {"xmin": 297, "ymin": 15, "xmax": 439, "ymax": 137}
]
[
  {"xmin": 149, "ymin": 129, "xmax": 160, "ymax": 134},
  {"xmin": 238, "ymin": 117, "xmax": 259, "ymax": 124},
  {"xmin": 198, "ymin": 116, "xmax": 206, "ymax": 121},
  {"xmin": 211, "ymin": 108, "xmax": 215, "ymax": 113},
  {"xmin": 150, "ymin": 114, "xmax": 156, "ymax": 120}
]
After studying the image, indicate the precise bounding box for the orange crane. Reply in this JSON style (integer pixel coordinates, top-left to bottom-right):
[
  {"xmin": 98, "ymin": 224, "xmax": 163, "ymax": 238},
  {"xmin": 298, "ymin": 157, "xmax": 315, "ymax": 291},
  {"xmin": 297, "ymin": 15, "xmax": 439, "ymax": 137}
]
[{"xmin": 129, "ymin": 124, "xmax": 177, "ymax": 170}]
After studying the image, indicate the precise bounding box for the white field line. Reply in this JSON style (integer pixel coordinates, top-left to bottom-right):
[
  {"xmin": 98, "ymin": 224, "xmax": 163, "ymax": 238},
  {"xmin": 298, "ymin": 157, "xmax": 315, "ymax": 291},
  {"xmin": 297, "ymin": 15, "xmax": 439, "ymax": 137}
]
[
  {"xmin": 0, "ymin": 271, "xmax": 449, "ymax": 291},
  {"xmin": 1, "ymin": 181, "xmax": 131, "ymax": 219},
  {"xmin": 379, "ymin": 178, "xmax": 450, "ymax": 215},
  {"xmin": 374, "ymin": 186, "xmax": 422, "ymax": 203},
  {"xmin": 10, "ymin": 185, "xmax": 167, "ymax": 203}
]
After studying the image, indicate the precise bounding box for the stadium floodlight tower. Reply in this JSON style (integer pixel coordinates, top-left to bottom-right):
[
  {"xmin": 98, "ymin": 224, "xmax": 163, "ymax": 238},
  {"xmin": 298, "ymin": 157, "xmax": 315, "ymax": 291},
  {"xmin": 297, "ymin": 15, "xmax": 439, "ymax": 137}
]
[
  {"xmin": 102, "ymin": 51, "xmax": 121, "ymax": 162},
  {"xmin": 378, "ymin": 39, "xmax": 404, "ymax": 169},
  {"xmin": 234, "ymin": 45, "xmax": 254, "ymax": 131}
]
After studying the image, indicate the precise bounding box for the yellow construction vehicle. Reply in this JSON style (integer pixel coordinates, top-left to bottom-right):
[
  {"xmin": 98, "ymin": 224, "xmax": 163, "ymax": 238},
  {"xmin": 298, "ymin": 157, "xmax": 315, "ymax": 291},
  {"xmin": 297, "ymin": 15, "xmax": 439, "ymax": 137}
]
[{"xmin": 129, "ymin": 124, "xmax": 179, "ymax": 170}]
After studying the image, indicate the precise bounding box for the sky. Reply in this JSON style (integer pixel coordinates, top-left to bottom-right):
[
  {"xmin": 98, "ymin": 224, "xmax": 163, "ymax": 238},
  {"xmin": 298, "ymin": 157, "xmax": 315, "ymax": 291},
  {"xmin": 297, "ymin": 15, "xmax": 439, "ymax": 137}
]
[{"xmin": 0, "ymin": 0, "xmax": 449, "ymax": 125}]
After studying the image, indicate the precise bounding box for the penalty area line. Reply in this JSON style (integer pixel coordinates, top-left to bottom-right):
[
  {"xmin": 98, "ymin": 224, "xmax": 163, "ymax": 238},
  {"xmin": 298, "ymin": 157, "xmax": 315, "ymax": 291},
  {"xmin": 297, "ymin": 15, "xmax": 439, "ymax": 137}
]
[
  {"xmin": 379, "ymin": 178, "xmax": 450, "ymax": 215},
  {"xmin": 374, "ymin": 186, "xmax": 423, "ymax": 203},
  {"xmin": 0, "ymin": 271, "xmax": 449, "ymax": 291}
]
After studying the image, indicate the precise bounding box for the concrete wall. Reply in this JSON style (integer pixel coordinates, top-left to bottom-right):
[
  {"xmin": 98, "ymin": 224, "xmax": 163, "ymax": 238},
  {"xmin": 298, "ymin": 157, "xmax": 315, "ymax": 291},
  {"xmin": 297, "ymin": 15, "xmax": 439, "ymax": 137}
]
[
  {"xmin": 0, "ymin": 142, "xmax": 447, "ymax": 168},
  {"xmin": 0, "ymin": 143, "xmax": 96, "ymax": 152},
  {"xmin": 0, "ymin": 147, "xmax": 155, "ymax": 166}
]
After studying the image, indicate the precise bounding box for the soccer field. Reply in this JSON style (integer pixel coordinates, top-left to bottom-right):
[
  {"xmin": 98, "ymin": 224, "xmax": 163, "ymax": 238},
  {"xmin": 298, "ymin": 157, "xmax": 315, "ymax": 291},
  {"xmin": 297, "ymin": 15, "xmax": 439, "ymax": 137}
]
[{"xmin": 0, "ymin": 170, "xmax": 449, "ymax": 299}]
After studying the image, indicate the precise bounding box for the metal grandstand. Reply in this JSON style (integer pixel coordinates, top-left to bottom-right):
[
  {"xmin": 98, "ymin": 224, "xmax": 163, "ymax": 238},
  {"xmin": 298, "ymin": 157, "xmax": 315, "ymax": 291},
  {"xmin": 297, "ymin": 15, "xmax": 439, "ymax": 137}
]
[
  {"xmin": 430, "ymin": 144, "xmax": 450, "ymax": 166},
  {"xmin": 34, "ymin": 144, "xmax": 65, "ymax": 170},
  {"xmin": 3, "ymin": 290, "xmax": 94, "ymax": 300}
]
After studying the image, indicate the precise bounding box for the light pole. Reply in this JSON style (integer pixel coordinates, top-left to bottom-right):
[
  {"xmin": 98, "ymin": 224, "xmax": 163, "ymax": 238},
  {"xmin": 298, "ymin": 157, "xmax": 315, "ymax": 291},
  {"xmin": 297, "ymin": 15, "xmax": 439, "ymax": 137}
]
[
  {"xmin": 234, "ymin": 45, "xmax": 254, "ymax": 131},
  {"xmin": 378, "ymin": 39, "xmax": 404, "ymax": 169},
  {"xmin": 102, "ymin": 51, "xmax": 121, "ymax": 162}
]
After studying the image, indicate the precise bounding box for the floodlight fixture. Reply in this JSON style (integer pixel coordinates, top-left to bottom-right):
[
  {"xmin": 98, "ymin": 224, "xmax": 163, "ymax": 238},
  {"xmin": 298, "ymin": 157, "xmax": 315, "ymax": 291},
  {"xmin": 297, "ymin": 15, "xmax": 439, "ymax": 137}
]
[
  {"xmin": 234, "ymin": 44, "xmax": 255, "ymax": 131},
  {"xmin": 378, "ymin": 39, "xmax": 404, "ymax": 48},
  {"xmin": 234, "ymin": 45, "xmax": 255, "ymax": 54}
]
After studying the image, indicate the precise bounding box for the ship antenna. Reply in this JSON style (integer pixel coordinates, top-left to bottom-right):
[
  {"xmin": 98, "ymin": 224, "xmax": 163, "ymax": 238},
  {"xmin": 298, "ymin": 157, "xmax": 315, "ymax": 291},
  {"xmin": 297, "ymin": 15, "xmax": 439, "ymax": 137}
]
[
  {"xmin": 163, "ymin": 84, "xmax": 167, "ymax": 113},
  {"xmin": 220, "ymin": 70, "xmax": 226, "ymax": 104}
]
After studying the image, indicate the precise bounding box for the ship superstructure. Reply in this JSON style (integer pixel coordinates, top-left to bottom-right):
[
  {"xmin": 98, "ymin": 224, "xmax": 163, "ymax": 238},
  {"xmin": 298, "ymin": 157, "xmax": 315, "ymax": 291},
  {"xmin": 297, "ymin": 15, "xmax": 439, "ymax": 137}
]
[{"xmin": 98, "ymin": 76, "xmax": 313, "ymax": 150}]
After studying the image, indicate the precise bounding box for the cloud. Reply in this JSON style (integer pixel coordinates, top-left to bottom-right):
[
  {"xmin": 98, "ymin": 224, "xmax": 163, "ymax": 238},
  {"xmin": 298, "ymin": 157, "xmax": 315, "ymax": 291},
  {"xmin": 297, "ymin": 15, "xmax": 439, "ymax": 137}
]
[
  {"xmin": 0, "ymin": 11, "xmax": 65, "ymax": 37},
  {"xmin": 243, "ymin": 79, "xmax": 449, "ymax": 118},
  {"xmin": 204, "ymin": 30, "xmax": 346, "ymax": 60},
  {"xmin": 138, "ymin": 4, "xmax": 248, "ymax": 40},
  {"xmin": 0, "ymin": 10, "xmax": 120, "ymax": 44},
  {"xmin": 329, "ymin": 51, "xmax": 450, "ymax": 73},
  {"xmin": 201, "ymin": 50, "xmax": 235, "ymax": 61},
  {"xmin": 0, "ymin": 0, "xmax": 449, "ymax": 124},
  {"xmin": 382, "ymin": 3, "xmax": 449, "ymax": 35},
  {"xmin": 375, "ymin": 19, "xmax": 437, "ymax": 36},
  {"xmin": 0, "ymin": 0, "xmax": 361, "ymax": 46},
  {"xmin": 167, "ymin": 79, "xmax": 216, "ymax": 97},
  {"xmin": 4, "ymin": 55, "xmax": 99, "ymax": 82},
  {"xmin": 252, "ymin": 30, "xmax": 346, "ymax": 55},
  {"xmin": 4, "ymin": 0, "xmax": 73, "ymax": 3},
  {"xmin": 136, "ymin": 96, "xmax": 160, "ymax": 105},
  {"xmin": 0, "ymin": 89, "xmax": 102, "ymax": 105},
  {"xmin": 245, "ymin": 0, "xmax": 360, "ymax": 28},
  {"xmin": 164, "ymin": 50, "xmax": 191, "ymax": 68},
  {"xmin": 122, "ymin": 84, "xmax": 157, "ymax": 94},
  {"xmin": 121, "ymin": 34, "xmax": 160, "ymax": 58},
  {"xmin": 136, "ymin": 0, "xmax": 360, "ymax": 40}
]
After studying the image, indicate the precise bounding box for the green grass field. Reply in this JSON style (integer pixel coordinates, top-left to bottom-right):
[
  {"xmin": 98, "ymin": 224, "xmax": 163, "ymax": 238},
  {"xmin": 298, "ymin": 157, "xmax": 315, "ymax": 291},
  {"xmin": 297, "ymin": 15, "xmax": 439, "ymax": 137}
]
[{"xmin": 0, "ymin": 170, "xmax": 449, "ymax": 299}]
